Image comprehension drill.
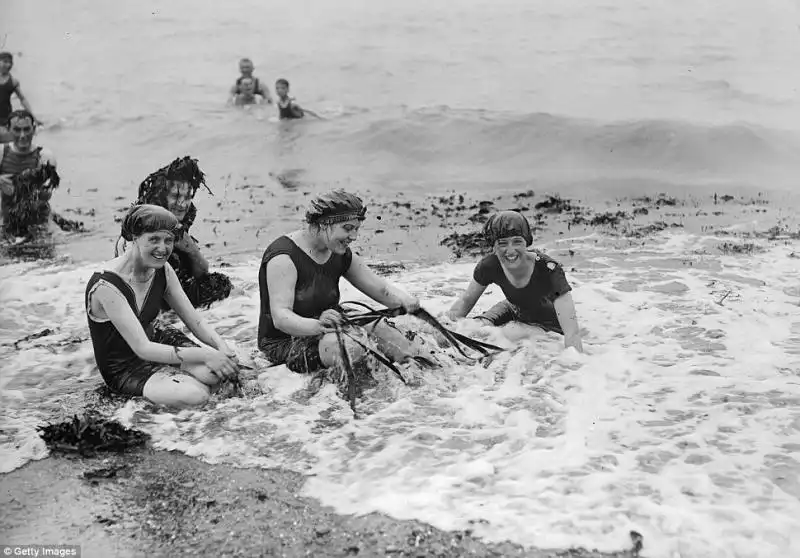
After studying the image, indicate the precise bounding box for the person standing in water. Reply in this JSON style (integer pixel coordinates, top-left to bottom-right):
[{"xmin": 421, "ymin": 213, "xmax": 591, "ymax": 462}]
[
  {"xmin": 274, "ymin": 79, "xmax": 321, "ymax": 120},
  {"xmin": 232, "ymin": 77, "xmax": 265, "ymax": 106},
  {"xmin": 230, "ymin": 58, "xmax": 273, "ymax": 104},
  {"xmin": 258, "ymin": 189, "xmax": 431, "ymax": 376},
  {"xmin": 115, "ymin": 156, "xmax": 233, "ymax": 309},
  {"xmin": 87, "ymin": 205, "xmax": 239, "ymax": 408},
  {"xmin": 0, "ymin": 110, "xmax": 57, "ymax": 236},
  {"xmin": 447, "ymin": 211, "xmax": 584, "ymax": 352},
  {"xmin": 0, "ymin": 53, "xmax": 39, "ymax": 143}
]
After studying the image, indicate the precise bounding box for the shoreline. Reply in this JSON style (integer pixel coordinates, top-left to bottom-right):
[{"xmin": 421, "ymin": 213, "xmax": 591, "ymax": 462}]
[
  {"xmin": 2, "ymin": 186, "xmax": 799, "ymax": 557},
  {"xmin": 0, "ymin": 448, "xmax": 643, "ymax": 558}
]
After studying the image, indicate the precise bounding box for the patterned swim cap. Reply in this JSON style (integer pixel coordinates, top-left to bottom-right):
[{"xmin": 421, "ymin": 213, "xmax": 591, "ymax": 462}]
[
  {"xmin": 483, "ymin": 210, "xmax": 533, "ymax": 246},
  {"xmin": 121, "ymin": 204, "xmax": 180, "ymax": 241},
  {"xmin": 305, "ymin": 189, "xmax": 367, "ymax": 225}
]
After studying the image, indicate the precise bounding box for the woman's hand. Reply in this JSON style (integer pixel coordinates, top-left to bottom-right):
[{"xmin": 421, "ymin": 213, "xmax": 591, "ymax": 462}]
[
  {"xmin": 217, "ymin": 340, "xmax": 238, "ymax": 360},
  {"xmin": 202, "ymin": 347, "xmax": 239, "ymax": 379},
  {"xmin": 317, "ymin": 309, "xmax": 345, "ymax": 332}
]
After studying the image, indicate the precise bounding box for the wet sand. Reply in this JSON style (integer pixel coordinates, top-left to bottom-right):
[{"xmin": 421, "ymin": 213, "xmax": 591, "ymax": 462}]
[{"xmin": 2, "ymin": 186, "xmax": 798, "ymax": 557}]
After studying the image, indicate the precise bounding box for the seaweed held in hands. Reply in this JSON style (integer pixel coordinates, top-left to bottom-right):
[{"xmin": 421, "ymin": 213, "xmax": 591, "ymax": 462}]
[
  {"xmin": 5, "ymin": 163, "xmax": 60, "ymax": 236},
  {"xmin": 37, "ymin": 414, "xmax": 150, "ymax": 456}
]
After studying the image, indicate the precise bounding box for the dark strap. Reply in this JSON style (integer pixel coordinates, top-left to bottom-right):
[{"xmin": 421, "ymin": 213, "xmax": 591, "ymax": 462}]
[{"xmin": 95, "ymin": 271, "xmax": 138, "ymax": 315}]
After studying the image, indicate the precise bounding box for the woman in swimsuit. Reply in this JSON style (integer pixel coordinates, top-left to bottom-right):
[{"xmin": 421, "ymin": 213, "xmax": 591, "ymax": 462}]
[
  {"xmin": 448, "ymin": 210, "xmax": 584, "ymax": 352},
  {"xmin": 258, "ymin": 189, "xmax": 430, "ymax": 375},
  {"xmin": 87, "ymin": 204, "xmax": 239, "ymax": 408}
]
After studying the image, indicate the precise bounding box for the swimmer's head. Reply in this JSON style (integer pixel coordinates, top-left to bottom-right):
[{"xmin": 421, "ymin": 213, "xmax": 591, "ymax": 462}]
[
  {"xmin": 306, "ymin": 189, "xmax": 367, "ymax": 255},
  {"xmin": 6, "ymin": 110, "xmax": 36, "ymax": 149},
  {"xmin": 239, "ymin": 58, "xmax": 254, "ymax": 76},
  {"xmin": 275, "ymin": 78, "xmax": 290, "ymax": 98},
  {"xmin": 239, "ymin": 77, "xmax": 256, "ymax": 96},
  {"xmin": 137, "ymin": 156, "xmax": 210, "ymax": 230},
  {"xmin": 121, "ymin": 204, "xmax": 179, "ymax": 241},
  {"xmin": 0, "ymin": 52, "xmax": 12, "ymax": 73}
]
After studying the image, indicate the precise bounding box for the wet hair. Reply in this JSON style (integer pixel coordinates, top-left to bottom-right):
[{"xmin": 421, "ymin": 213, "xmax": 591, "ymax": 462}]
[
  {"xmin": 121, "ymin": 204, "xmax": 180, "ymax": 241},
  {"xmin": 275, "ymin": 78, "xmax": 289, "ymax": 88},
  {"xmin": 6, "ymin": 110, "xmax": 35, "ymax": 128},
  {"xmin": 0, "ymin": 52, "xmax": 12, "ymax": 64},
  {"xmin": 135, "ymin": 156, "xmax": 212, "ymax": 232},
  {"xmin": 305, "ymin": 189, "xmax": 367, "ymax": 226},
  {"xmin": 239, "ymin": 58, "xmax": 253, "ymax": 65},
  {"xmin": 483, "ymin": 210, "xmax": 533, "ymax": 246}
]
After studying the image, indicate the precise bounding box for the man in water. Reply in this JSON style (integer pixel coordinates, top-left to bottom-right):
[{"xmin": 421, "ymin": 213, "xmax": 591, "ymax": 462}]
[
  {"xmin": 115, "ymin": 156, "xmax": 233, "ymax": 309},
  {"xmin": 0, "ymin": 52, "xmax": 39, "ymax": 143},
  {"xmin": 0, "ymin": 110, "xmax": 57, "ymax": 237},
  {"xmin": 232, "ymin": 77, "xmax": 265, "ymax": 106},
  {"xmin": 230, "ymin": 58, "xmax": 272, "ymax": 105}
]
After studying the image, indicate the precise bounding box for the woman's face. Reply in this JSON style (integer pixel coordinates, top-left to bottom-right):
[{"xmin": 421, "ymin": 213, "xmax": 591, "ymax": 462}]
[
  {"xmin": 165, "ymin": 180, "xmax": 192, "ymax": 220},
  {"xmin": 320, "ymin": 219, "xmax": 361, "ymax": 254},
  {"xmin": 134, "ymin": 231, "xmax": 174, "ymax": 268},
  {"xmin": 494, "ymin": 236, "xmax": 528, "ymax": 269}
]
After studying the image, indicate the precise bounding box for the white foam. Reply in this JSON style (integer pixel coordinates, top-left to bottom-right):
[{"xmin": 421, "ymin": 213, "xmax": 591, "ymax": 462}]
[{"xmin": 1, "ymin": 232, "xmax": 799, "ymax": 557}]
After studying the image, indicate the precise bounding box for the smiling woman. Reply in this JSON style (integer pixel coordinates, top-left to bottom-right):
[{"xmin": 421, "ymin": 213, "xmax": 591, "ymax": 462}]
[
  {"xmin": 447, "ymin": 210, "xmax": 584, "ymax": 352},
  {"xmin": 86, "ymin": 204, "xmax": 240, "ymax": 408}
]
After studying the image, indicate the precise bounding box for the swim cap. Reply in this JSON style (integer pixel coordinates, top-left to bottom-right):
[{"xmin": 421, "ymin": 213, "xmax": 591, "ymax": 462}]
[
  {"xmin": 483, "ymin": 211, "xmax": 533, "ymax": 246},
  {"xmin": 121, "ymin": 204, "xmax": 180, "ymax": 241},
  {"xmin": 305, "ymin": 189, "xmax": 367, "ymax": 225}
]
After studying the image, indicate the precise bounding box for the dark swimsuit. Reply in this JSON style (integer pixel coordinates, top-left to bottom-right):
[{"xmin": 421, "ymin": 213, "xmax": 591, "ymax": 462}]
[
  {"xmin": 85, "ymin": 268, "xmax": 195, "ymax": 395},
  {"xmin": 277, "ymin": 98, "xmax": 304, "ymax": 120},
  {"xmin": 473, "ymin": 250, "xmax": 572, "ymax": 334},
  {"xmin": 0, "ymin": 75, "xmax": 15, "ymax": 126},
  {"xmin": 258, "ymin": 236, "xmax": 352, "ymax": 373},
  {"xmin": 0, "ymin": 144, "xmax": 48, "ymax": 234}
]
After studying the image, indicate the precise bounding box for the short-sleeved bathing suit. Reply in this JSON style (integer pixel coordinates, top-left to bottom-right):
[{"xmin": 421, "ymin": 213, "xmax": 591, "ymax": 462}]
[
  {"xmin": 258, "ymin": 236, "xmax": 352, "ymax": 373},
  {"xmin": 473, "ymin": 250, "xmax": 572, "ymax": 334},
  {"xmin": 85, "ymin": 268, "xmax": 196, "ymax": 395}
]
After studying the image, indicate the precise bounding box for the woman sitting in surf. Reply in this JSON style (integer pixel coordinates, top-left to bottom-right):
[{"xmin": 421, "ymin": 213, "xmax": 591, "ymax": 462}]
[
  {"xmin": 447, "ymin": 210, "xmax": 584, "ymax": 352},
  {"xmin": 258, "ymin": 189, "xmax": 433, "ymax": 379},
  {"xmin": 86, "ymin": 204, "xmax": 239, "ymax": 408},
  {"xmin": 115, "ymin": 156, "xmax": 233, "ymax": 309}
]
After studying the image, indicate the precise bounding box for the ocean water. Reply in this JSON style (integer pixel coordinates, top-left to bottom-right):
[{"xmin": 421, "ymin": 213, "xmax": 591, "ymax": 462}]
[{"xmin": 2, "ymin": 0, "xmax": 800, "ymax": 556}]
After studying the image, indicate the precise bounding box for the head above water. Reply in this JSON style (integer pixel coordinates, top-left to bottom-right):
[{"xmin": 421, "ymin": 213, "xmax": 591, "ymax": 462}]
[
  {"xmin": 239, "ymin": 77, "xmax": 256, "ymax": 95},
  {"xmin": 275, "ymin": 79, "xmax": 290, "ymax": 98},
  {"xmin": 239, "ymin": 58, "xmax": 254, "ymax": 75},
  {"xmin": 121, "ymin": 204, "xmax": 180, "ymax": 241},
  {"xmin": 6, "ymin": 110, "xmax": 36, "ymax": 150},
  {"xmin": 0, "ymin": 52, "xmax": 12, "ymax": 73},
  {"xmin": 305, "ymin": 189, "xmax": 367, "ymax": 255},
  {"xmin": 483, "ymin": 211, "xmax": 533, "ymax": 246}
]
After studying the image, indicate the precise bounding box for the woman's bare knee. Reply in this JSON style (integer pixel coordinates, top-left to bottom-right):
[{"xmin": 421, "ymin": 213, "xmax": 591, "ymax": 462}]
[
  {"xmin": 183, "ymin": 363, "xmax": 220, "ymax": 386},
  {"xmin": 318, "ymin": 333, "xmax": 366, "ymax": 368},
  {"xmin": 143, "ymin": 373, "xmax": 211, "ymax": 409}
]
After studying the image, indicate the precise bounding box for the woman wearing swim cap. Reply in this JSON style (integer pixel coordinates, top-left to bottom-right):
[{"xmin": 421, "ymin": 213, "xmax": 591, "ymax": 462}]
[
  {"xmin": 258, "ymin": 189, "xmax": 429, "ymax": 374},
  {"xmin": 447, "ymin": 211, "xmax": 583, "ymax": 352},
  {"xmin": 86, "ymin": 204, "xmax": 239, "ymax": 408}
]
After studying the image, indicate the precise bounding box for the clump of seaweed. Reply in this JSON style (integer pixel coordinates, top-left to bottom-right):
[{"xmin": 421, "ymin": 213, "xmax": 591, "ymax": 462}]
[
  {"xmin": 37, "ymin": 413, "xmax": 150, "ymax": 456},
  {"xmin": 4, "ymin": 163, "xmax": 60, "ymax": 236},
  {"xmin": 440, "ymin": 231, "xmax": 489, "ymax": 258},
  {"xmin": 534, "ymin": 194, "xmax": 576, "ymax": 213}
]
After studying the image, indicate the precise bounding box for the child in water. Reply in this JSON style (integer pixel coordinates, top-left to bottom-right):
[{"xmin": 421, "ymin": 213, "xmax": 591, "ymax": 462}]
[
  {"xmin": 275, "ymin": 79, "xmax": 321, "ymax": 120},
  {"xmin": 0, "ymin": 52, "xmax": 39, "ymax": 143},
  {"xmin": 230, "ymin": 58, "xmax": 272, "ymax": 105},
  {"xmin": 233, "ymin": 77, "xmax": 264, "ymax": 106}
]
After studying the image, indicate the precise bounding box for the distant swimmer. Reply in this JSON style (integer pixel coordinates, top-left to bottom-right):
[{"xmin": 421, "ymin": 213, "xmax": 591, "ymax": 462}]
[
  {"xmin": 0, "ymin": 110, "xmax": 58, "ymax": 237},
  {"xmin": 230, "ymin": 58, "xmax": 273, "ymax": 105},
  {"xmin": 447, "ymin": 211, "xmax": 584, "ymax": 352},
  {"xmin": 86, "ymin": 204, "xmax": 240, "ymax": 409},
  {"xmin": 115, "ymin": 156, "xmax": 233, "ymax": 309},
  {"xmin": 0, "ymin": 52, "xmax": 40, "ymax": 143},
  {"xmin": 233, "ymin": 77, "xmax": 265, "ymax": 106},
  {"xmin": 275, "ymin": 78, "xmax": 321, "ymax": 120}
]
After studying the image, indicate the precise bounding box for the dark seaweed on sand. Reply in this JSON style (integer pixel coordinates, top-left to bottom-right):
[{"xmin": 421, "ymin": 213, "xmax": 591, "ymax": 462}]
[{"xmin": 37, "ymin": 414, "xmax": 150, "ymax": 456}]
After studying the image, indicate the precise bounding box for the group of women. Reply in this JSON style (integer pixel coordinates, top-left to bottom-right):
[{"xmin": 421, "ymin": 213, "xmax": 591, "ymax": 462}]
[{"xmin": 84, "ymin": 160, "xmax": 583, "ymax": 409}]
